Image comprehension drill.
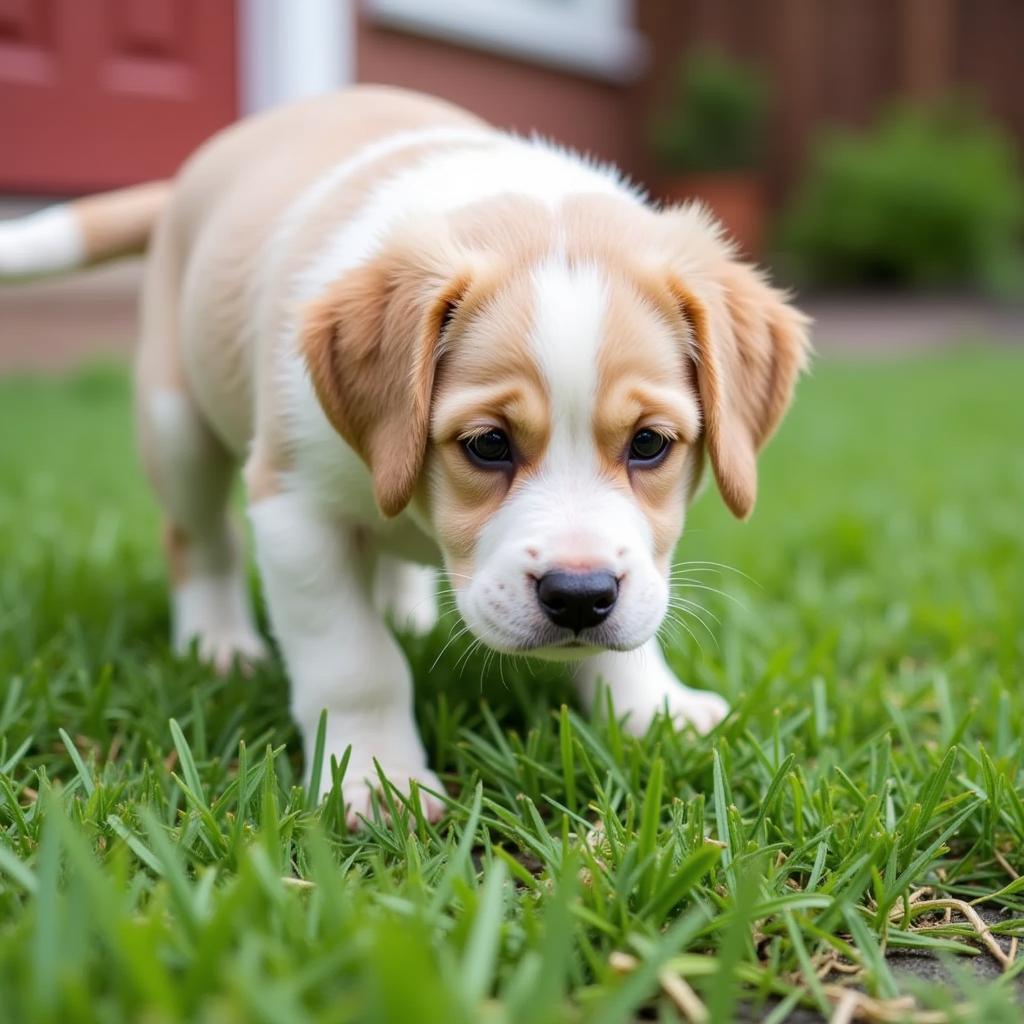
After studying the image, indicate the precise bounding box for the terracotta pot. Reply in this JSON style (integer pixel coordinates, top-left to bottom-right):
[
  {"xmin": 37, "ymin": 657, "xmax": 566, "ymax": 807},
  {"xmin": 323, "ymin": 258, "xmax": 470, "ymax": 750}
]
[{"xmin": 657, "ymin": 172, "xmax": 765, "ymax": 259}]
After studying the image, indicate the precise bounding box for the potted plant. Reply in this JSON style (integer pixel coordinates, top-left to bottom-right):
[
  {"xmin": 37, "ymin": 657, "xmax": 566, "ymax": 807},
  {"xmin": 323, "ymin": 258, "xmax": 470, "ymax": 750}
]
[
  {"xmin": 650, "ymin": 50, "xmax": 769, "ymax": 257},
  {"xmin": 779, "ymin": 98, "xmax": 1024, "ymax": 294}
]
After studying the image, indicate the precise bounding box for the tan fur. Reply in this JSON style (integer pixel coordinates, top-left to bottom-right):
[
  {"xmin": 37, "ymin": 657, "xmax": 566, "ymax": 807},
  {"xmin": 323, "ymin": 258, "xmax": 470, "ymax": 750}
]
[
  {"xmin": 130, "ymin": 90, "xmax": 804, "ymax": 547},
  {"xmin": 302, "ymin": 220, "xmax": 496, "ymax": 517},
  {"xmin": 242, "ymin": 451, "xmax": 282, "ymax": 504},
  {"xmin": 75, "ymin": 182, "xmax": 171, "ymax": 265},
  {"xmin": 303, "ymin": 195, "xmax": 559, "ymax": 533},
  {"xmin": 595, "ymin": 272, "xmax": 699, "ymax": 565},
  {"xmin": 668, "ymin": 264, "xmax": 810, "ymax": 519},
  {"xmin": 365, "ymin": 191, "xmax": 806, "ymax": 575},
  {"xmin": 6, "ymin": 86, "xmax": 806, "ymax": 820},
  {"xmin": 560, "ymin": 195, "xmax": 810, "ymax": 520},
  {"xmin": 137, "ymin": 87, "xmax": 489, "ymax": 471},
  {"xmin": 162, "ymin": 522, "xmax": 190, "ymax": 586},
  {"xmin": 447, "ymin": 194, "xmax": 554, "ymax": 262},
  {"xmin": 425, "ymin": 268, "xmax": 549, "ymax": 576},
  {"xmin": 249, "ymin": 133, "xmax": 501, "ymax": 476},
  {"xmin": 124, "ymin": 87, "xmax": 806, "ymax": 602}
]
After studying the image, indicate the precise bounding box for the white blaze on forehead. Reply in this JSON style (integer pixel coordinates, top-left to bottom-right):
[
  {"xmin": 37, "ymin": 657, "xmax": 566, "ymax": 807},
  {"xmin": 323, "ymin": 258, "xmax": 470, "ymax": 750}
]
[
  {"xmin": 470, "ymin": 255, "xmax": 661, "ymax": 604},
  {"xmin": 295, "ymin": 135, "xmax": 640, "ymax": 304},
  {"xmin": 529, "ymin": 257, "xmax": 607, "ymax": 453}
]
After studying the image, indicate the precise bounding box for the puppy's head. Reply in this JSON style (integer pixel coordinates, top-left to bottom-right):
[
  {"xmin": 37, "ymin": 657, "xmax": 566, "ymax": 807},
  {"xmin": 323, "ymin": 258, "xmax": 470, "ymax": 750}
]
[{"xmin": 303, "ymin": 197, "xmax": 809, "ymax": 657}]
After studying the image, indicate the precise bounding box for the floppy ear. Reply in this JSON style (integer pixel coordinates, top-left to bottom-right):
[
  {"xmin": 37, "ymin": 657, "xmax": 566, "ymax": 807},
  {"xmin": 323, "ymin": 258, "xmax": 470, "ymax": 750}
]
[
  {"xmin": 301, "ymin": 229, "xmax": 478, "ymax": 517},
  {"xmin": 669, "ymin": 259, "xmax": 810, "ymax": 520}
]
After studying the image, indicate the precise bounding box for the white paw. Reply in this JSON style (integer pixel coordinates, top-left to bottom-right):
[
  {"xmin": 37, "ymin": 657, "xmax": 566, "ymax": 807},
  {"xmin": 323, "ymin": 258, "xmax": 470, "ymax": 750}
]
[
  {"xmin": 620, "ymin": 684, "xmax": 729, "ymax": 737},
  {"xmin": 193, "ymin": 628, "xmax": 269, "ymax": 675},
  {"xmin": 576, "ymin": 640, "xmax": 729, "ymax": 738},
  {"xmin": 172, "ymin": 575, "xmax": 267, "ymax": 674},
  {"xmin": 332, "ymin": 766, "xmax": 447, "ymax": 828},
  {"xmin": 377, "ymin": 563, "xmax": 439, "ymax": 636},
  {"xmin": 660, "ymin": 686, "xmax": 729, "ymax": 734},
  {"xmin": 392, "ymin": 594, "xmax": 439, "ymax": 636}
]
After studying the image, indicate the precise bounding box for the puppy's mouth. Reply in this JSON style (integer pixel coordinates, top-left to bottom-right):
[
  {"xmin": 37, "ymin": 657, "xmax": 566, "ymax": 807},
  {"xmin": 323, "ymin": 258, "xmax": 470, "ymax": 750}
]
[
  {"xmin": 473, "ymin": 620, "xmax": 636, "ymax": 660},
  {"xmin": 454, "ymin": 571, "xmax": 665, "ymax": 658},
  {"xmin": 527, "ymin": 636, "xmax": 606, "ymax": 662}
]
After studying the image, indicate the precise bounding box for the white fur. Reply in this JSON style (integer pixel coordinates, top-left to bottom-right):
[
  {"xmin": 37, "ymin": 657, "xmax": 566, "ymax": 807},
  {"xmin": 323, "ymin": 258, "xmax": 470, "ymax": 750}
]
[
  {"xmin": 274, "ymin": 131, "xmax": 644, "ymax": 509},
  {"xmin": 249, "ymin": 492, "xmax": 445, "ymax": 823},
  {"xmin": 255, "ymin": 125, "xmax": 501, "ymax": 362},
  {"xmin": 455, "ymin": 257, "xmax": 668, "ymax": 655},
  {"xmin": 252, "ymin": 129, "xmax": 500, "ymax": 520},
  {"xmin": 575, "ymin": 638, "xmax": 729, "ymax": 734},
  {"xmin": 172, "ymin": 574, "xmax": 267, "ymax": 671},
  {"xmin": 186, "ymin": 127, "xmax": 722, "ymax": 818},
  {"xmin": 149, "ymin": 389, "xmax": 268, "ymax": 670},
  {"xmin": 271, "ymin": 174, "xmax": 724, "ymax": 783},
  {"xmin": 1, "ymin": 105, "xmax": 734, "ymax": 825},
  {"xmin": 0, "ymin": 205, "xmax": 83, "ymax": 277},
  {"xmin": 295, "ymin": 134, "xmax": 641, "ymax": 304},
  {"xmin": 375, "ymin": 557, "xmax": 439, "ymax": 635},
  {"xmin": 531, "ymin": 256, "xmax": 604, "ymax": 446}
]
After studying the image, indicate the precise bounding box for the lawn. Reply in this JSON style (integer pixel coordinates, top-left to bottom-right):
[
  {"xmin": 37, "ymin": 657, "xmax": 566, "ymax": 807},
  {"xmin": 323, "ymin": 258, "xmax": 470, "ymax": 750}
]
[{"xmin": 0, "ymin": 349, "xmax": 1022, "ymax": 1023}]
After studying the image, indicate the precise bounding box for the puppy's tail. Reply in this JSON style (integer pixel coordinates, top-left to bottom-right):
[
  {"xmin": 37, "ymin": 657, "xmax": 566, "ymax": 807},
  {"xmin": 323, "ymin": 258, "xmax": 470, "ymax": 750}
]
[{"xmin": 0, "ymin": 181, "xmax": 170, "ymax": 280}]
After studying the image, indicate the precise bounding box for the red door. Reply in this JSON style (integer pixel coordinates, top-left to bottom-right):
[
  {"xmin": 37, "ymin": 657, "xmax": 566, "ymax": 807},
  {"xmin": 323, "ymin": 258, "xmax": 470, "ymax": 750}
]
[{"xmin": 0, "ymin": 0, "xmax": 237, "ymax": 194}]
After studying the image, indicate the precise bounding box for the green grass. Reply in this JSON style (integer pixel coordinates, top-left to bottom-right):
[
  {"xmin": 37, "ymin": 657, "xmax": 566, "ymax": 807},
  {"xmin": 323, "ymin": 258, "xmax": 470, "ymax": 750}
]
[{"xmin": 0, "ymin": 350, "xmax": 1022, "ymax": 1022}]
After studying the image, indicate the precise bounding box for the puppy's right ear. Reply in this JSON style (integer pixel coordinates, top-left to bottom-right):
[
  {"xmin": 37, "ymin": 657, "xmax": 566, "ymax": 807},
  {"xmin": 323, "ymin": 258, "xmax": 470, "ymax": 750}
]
[{"xmin": 301, "ymin": 227, "xmax": 482, "ymax": 517}]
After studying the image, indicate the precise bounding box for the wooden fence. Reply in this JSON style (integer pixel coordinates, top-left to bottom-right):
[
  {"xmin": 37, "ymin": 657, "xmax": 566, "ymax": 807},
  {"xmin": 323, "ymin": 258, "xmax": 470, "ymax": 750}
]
[{"xmin": 633, "ymin": 0, "xmax": 1024, "ymax": 201}]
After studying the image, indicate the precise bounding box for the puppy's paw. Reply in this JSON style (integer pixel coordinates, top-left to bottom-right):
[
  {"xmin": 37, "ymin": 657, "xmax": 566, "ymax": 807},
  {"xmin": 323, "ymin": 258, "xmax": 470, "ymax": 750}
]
[
  {"xmin": 337, "ymin": 766, "xmax": 447, "ymax": 828},
  {"xmin": 618, "ymin": 684, "xmax": 729, "ymax": 738},
  {"xmin": 577, "ymin": 643, "xmax": 729, "ymax": 739},
  {"xmin": 172, "ymin": 576, "xmax": 267, "ymax": 675},
  {"xmin": 200, "ymin": 628, "xmax": 270, "ymax": 676},
  {"xmin": 376, "ymin": 562, "xmax": 439, "ymax": 636},
  {"xmin": 392, "ymin": 596, "xmax": 439, "ymax": 637},
  {"xmin": 176, "ymin": 626, "xmax": 269, "ymax": 676},
  {"xmin": 658, "ymin": 686, "xmax": 729, "ymax": 735}
]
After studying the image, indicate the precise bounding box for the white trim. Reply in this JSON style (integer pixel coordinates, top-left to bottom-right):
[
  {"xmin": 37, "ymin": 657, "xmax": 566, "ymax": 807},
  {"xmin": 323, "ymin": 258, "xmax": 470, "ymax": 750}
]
[
  {"xmin": 365, "ymin": 0, "xmax": 648, "ymax": 83},
  {"xmin": 240, "ymin": 0, "xmax": 355, "ymax": 114},
  {"xmin": 0, "ymin": 205, "xmax": 83, "ymax": 278}
]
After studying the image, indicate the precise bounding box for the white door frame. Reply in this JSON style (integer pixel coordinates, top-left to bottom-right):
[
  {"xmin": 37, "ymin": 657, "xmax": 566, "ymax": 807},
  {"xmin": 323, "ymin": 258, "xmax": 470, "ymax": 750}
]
[{"xmin": 239, "ymin": 0, "xmax": 355, "ymax": 114}]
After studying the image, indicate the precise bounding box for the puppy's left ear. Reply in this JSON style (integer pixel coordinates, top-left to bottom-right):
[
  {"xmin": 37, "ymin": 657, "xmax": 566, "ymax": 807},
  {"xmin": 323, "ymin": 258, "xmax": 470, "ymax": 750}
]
[
  {"xmin": 669, "ymin": 257, "xmax": 810, "ymax": 520},
  {"xmin": 301, "ymin": 227, "xmax": 480, "ymax": 517}
]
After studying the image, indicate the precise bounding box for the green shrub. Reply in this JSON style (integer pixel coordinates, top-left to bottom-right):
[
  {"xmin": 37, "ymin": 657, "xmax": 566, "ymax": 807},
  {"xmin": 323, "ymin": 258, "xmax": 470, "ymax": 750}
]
[
  {"xmin": 780, "ymin": 100, "xmax": 1024, "ymax": 293},
  {"xmin": 650, "ymin": 50, "xmax": 769, "ymax": 173}
]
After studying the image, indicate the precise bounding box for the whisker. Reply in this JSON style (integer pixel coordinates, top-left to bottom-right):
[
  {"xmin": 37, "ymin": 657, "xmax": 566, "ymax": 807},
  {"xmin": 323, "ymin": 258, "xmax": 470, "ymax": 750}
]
[
  {"xmin": 661, "ymin": 610, "xmax": 707, "ymax": 657},
  {"xmin": 429, "ymin": 621, "xmax": 473, "ymax": 673},
  {"xmin": 668, "ymin": 595, "xmax": 722, "ymax": 626},
  {"xmin": 668, "ymin": 567, "xmax": 732, "ymax": 579},
  {"xmin": 666, "ymin": 601, "xmax": 719, "ymax": 642},
  {"xmin": 667, "ymin": 594, "xmax": 722, "ymax": 630},
  {"xmin": 671, "ymin": 581, "xmax": 750, "ymax": 612},
  {"xmin": 673, "ymin": 560, "xmax": 761, "ymax": 587},
  {"xmin": 455, "ymin": 637, "xmax": 483, "ymax": 678},
  {"xmin": 479, "ymin": 646, "xmax": 496, "ymax": 694},
  {"xmin": 663, "ymin": 598, "xmax": 720, "ymax": 634}
]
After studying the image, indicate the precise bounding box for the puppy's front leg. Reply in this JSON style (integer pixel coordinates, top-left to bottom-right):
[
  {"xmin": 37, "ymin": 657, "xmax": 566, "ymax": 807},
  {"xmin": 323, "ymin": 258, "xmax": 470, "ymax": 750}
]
[
  {"xmin": 249, "ymin": 492, "xmax": 444, "ymax": 824},
  {"xmin": 574, "ymin": 638, "xmax": 729, "ymax": 737}
]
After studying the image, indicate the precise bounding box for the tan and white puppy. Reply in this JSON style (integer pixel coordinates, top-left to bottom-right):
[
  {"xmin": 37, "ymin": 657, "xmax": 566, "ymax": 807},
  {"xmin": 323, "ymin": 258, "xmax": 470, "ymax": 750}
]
[{"xmin": 0, "ymin": 87, "xmax": 809, "ymax": 822}]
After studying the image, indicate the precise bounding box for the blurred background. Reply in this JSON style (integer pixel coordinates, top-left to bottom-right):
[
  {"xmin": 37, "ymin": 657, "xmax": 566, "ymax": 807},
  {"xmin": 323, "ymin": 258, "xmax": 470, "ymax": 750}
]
[{"xmin": 1, "ymin": 0, "xmax": 1022, "ymax": 368}]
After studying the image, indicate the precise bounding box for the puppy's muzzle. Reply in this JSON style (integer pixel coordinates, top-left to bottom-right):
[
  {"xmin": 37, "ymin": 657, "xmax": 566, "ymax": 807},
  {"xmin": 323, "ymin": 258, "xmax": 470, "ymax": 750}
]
[{"xmin": 536, "ymin": 569, "xmax": 619, "ymax": 634}]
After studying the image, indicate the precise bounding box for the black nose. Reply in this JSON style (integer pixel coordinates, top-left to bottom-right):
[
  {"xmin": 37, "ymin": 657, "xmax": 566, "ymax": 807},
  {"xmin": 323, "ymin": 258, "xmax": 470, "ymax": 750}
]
[{"xmin": 536, "ymin": 570, "xmax": 619, "ymax": 633}]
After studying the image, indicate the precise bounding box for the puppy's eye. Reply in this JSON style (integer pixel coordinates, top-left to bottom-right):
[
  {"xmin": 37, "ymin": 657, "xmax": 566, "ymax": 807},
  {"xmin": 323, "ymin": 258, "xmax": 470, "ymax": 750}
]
[
  {"xmin": 629, "ymin": 428, "xmax": 670, "ymax": 465},
  {"xmin": 464, "ymin": 429, "xmax": 513, "ymax": 468}
]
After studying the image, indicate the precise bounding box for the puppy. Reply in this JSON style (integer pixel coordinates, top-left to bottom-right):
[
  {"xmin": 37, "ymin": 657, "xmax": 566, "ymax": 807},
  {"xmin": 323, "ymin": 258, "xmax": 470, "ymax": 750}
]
[{"xmin": 0, "ymin": 86, "xmax": 809, "ymax": 823}]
